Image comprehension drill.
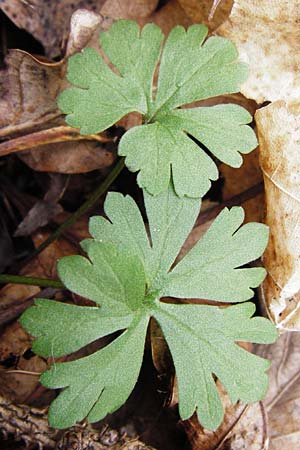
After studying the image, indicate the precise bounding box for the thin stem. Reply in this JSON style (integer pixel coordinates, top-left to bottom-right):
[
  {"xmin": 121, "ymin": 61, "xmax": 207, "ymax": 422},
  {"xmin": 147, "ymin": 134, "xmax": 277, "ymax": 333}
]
[
  {"xmin": 23, "ymin": 157, "xmax": 125, "ymax": 265},
  {"xmin": 0, "ymin": 274, "xmax": 63, "ymax": 288}
]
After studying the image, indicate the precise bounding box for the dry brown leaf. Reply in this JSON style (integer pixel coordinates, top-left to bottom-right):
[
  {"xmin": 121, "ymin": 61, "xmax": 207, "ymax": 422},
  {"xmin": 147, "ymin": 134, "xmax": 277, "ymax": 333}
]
[
  {"xmin": 256, "ymin": 332, "xmax": 300, "ymax": 450},
  {"xmin": 101, "ymin": 0, "xmax": 159, "ymax": 19},
  {"xmin": 256, "ymin": 101, "xmax": 300, "ymax": 330},
  {"xmin": 177, "ymin": 0, "xmax": 233, "ymax": 30},
  {"xmin": 220, "ymin": 148, "xmax": 264, "ymax": 223},
  {"xmin": 14, "ymin": 174, "xmax": 68, "ymax": 237},
  {"xmin": 217, "ymin": 0, "xmax": 300, "ymax": 104},
  {"xmin": 0, "ymin": 321, "xmax": 48, "ymax": 403},
  {"xmin": 0, "ymin": 231, "xmax": 77, "ymax": 326},
  {"xmin": 184, "ymin": 382, "xmax": 267, "ymax": 450},
  {"xmin": 19, "ymin": 140, "xmax": 116, "ymax": 173},
  {"xmin": 142, "ymin": 0, "xmax": 191, "ymax": 35},
  {"xmin": 0, "ymin": 11, "xmax": 116, "ymax": 173},
  {"xmin": 0, "ymin": 0, "xmax": 106, "ymax": 57},
  {"xmin": 0, "ymin": 232, "xmax": 78, "ymax": 402},
  {"xmin": 0, "ymin": 50, "xmax": 63, "ymax": 137}
]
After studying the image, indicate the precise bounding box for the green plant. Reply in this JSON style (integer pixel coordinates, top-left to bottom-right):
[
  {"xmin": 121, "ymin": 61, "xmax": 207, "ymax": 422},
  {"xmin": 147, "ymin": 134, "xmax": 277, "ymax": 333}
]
[
  {"xmin": 20, "ymin": 20, "xmax": 278, "ymax": 432},
  {"xmin": 58, "ymin": 20, "xmax": 257, "ymax": 198}
]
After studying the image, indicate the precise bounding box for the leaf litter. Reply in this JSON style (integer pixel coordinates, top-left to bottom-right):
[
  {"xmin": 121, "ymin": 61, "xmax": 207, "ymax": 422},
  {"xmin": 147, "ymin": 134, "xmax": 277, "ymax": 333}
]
[{"xmin": 1, "ymin": 1, "xmax": 299, "ymax": 450}]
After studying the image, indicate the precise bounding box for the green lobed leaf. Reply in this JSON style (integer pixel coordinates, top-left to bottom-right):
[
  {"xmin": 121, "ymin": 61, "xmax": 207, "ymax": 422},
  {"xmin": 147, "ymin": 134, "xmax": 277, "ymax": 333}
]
[
  {"xmin": 58, "ymin": 20, "xmax": 257, "ymax": 198},
  {"xmin": 20, "ymin": 186, "xmax": 277, "ymax": 430},
  {"xmin": 58, "ymin": 241, "xmax": 146, "ymax": 313},
  {"xmin": 19, "ymin": 299, "xmax": 133, "ymax": 358},
  {"xmin": 154, "ymin": 302, "xmax": 278, "ymax": 430},
  {"xmin": 87, "ymin": 192, "xmax": 151, "ymax": 273},
  {"xmin": 42, "ymin": 313, "xmax": 149, "ymax": 429},
  {"xmin": 164, "ymin": 206, "xmax": 269, "ymax": 302}
]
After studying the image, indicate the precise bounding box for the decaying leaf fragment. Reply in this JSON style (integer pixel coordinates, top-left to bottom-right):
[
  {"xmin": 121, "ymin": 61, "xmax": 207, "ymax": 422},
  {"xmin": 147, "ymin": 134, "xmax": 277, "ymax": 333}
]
[
  {"xmin": 256, "ymin": 332, "xmax": 300, "ymax": 450},
  {"xmin": 0, "ymin": 0, "xmax": 106, "ymax": 57},
  {"xmin": 0, "ymin": 50, "xmax": 62, "ymax": 137},
  {"xmin": 256, "ymin": 101, "xmax": 300, "ymax": 330},
  {"xmin": 101, "ymin": 0, "xmax": 159, "ymax": 20},
  {"xmin": 217, "ymin": 0, "xmax": 300, "ymax": 104},
  {"xmin": 184, "ymin": 383, "xmax": 267, "ymax": 450},
  {"xmin": 0, "ymin": 11, "xmax": 116, "ymax": 173},
  {"xmin": 177, "ymin": 0, "xmax": 233, "ymax": 31}
]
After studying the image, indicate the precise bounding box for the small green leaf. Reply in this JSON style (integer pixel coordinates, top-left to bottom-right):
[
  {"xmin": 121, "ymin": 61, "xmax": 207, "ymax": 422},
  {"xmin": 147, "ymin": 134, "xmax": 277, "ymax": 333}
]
[
  {"xmin": 58, "ymin": 20, "xmax": 257, "ymax": 198},
  {"xmin": 20, "ymin": 186, "xmax": 277, "ymax": 431}
]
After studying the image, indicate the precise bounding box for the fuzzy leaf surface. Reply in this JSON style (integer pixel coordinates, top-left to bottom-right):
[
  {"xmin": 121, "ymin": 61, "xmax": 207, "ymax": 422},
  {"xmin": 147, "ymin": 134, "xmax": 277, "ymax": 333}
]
[
  {"xmin": 21, "ymin": 185, "xmax": 277, "ymax": 430},
  {"xmin": 154, "ymin": 302, "xmax": 278, "ymax": 430},
  {"xmin": 164, "ymin": 206, "xmax": 269, "ymax": 302},
  {"xmin": 58, "ymin": 20, "xmax": 257, "ymax": 198},
  {"xmin": 42, "ymin": 313, "xmax": 149, "ymax": 429}
]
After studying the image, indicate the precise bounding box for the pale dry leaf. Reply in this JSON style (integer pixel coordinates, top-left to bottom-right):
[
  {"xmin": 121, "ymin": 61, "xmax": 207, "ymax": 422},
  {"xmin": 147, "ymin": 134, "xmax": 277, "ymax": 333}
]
[
  {"xmin": 217, "ymin": 0, "xmax": 300, "ymax": 104},
  {"xmin": 177, "ymin": 0, "xmax": 233, "ymax": 31},
  {"xmin": 255, "ymin": 332, "xmax": 300, "ymax": 450},
  {"xmin": 65, "ymin": 8, "xmax": 103, "ymax": 58},
  {"xmin": 0, "ymin": 0, "xmax": 106, "ymax": 57},
  {"xmin": 184, "ymin": 382, "xmax": 267, "ymax": 450},
  {"xmin": 256, "ymin": 101, "xmax": 300, "ymax": 330}
]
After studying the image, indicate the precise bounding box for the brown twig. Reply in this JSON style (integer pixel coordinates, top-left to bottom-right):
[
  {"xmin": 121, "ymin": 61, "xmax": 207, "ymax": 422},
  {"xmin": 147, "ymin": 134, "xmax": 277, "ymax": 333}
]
[{"xmin": 0, "ymin": 126, "xmax": 113, "ymax": 157}]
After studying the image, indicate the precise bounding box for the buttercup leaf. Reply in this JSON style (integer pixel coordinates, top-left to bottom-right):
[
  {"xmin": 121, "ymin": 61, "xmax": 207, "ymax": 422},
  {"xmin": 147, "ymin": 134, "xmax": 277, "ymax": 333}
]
[
  {"xmin": 164, "ymin": 206, "xmax": 269, "ymax": 302},
  {"xmin": 154, "ymin": 302, "xmax": 277, "ymax": 430},
  {"xmin": 42, "ymin": 313, "xmax": 149, "ymax": 429},
  {"xmin": 21, "ymin": 185, "xmax": 277, "ymax": 431},
  {"xmin": 20, "ymin": 299, "xmax": 133, "ymax": 358},
  {"xmin": 58, "ymin": 20, "xmax": 257, "ymax": 198}
]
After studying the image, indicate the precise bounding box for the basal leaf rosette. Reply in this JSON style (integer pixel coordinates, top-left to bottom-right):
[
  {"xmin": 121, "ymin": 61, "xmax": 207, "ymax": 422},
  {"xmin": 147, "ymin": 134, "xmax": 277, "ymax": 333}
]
[
  {"xmin": 58, "ymin": 20, "xmax": 257, "ymax": 198},
  {"xmin": 20, "ymin": 185, "xmax": 277, "ymax": 430}
]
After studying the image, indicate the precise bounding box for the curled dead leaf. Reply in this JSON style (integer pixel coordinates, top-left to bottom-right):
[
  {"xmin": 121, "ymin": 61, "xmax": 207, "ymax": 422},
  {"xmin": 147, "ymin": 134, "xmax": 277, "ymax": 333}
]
[
  {"xmin": 217, "ymin": 0, "xmax": 300, "ymax": 104},
  {"xmin": 0, "ymin": 50, "xmax": 62, "ymax": 138},
  {"xmin": 256, "ymin": 101, "xmax": 300, "ymax": 330},
  {"xmin": 65, "ymin": 8, "xmax": 102, "ymax": 57},
  {"xmin": 0, "ymin": 18, "xmax": 117, "ymax": 173}
]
